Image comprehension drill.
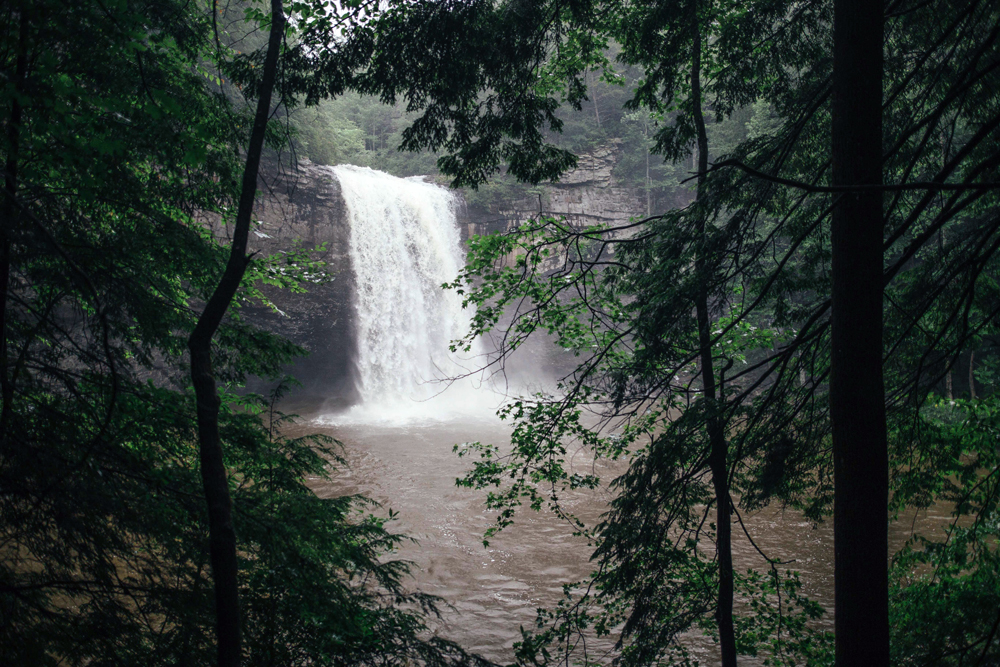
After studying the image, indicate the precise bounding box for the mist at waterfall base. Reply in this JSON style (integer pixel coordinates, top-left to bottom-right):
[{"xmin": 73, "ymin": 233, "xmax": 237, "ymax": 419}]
[{"xmin": 316, "ymin": 165, "xmax": 542, "ymax": 426}]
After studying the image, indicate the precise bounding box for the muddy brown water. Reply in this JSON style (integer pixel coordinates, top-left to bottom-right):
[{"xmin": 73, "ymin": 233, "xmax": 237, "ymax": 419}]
[{"xmin": 291, "ymin": 412, "xmax": 954, "ymax": 665}]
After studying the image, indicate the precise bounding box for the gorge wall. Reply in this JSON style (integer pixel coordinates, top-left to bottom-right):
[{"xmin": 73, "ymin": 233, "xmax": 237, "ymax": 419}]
[
  {"xmin": 249, "ymin": 144, "xmax": 646, "ymax": 407},
  {"xmin": 458, "ymin": 140, "xmax": 646, "ymax": 239},
  {"xmin": 245, "ymin": 160, "xmax": 358, "ymax": 408}
]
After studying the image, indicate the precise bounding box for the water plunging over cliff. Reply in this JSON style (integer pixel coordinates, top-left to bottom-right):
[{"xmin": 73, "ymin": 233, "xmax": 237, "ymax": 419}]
[{"xmin": 324, "ymin": 165, "xmax": 490, "ymax": 423}]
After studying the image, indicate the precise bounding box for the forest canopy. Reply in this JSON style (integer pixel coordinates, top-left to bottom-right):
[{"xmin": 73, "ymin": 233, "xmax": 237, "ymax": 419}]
[
  {"xmin": 0, "ymin": 1, "xmax": 487, "ymax": 665},
  {"xmin": 2, "ymin": 0, "xmax": 999, "ymax": 666}
]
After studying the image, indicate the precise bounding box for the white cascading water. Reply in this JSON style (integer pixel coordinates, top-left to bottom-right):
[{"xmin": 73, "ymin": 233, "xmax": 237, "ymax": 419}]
[{"xmin": 322, "ymin": 165, "xmax": 493, "ymax": 424}]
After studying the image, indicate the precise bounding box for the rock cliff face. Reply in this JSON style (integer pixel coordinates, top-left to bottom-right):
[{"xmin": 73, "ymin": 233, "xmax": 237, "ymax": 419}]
[
  {"xmin": 246, "ymin": 160, "xmax": 359, "ymax": 408},
  {"xmin": 460, "ymin": 140, "xmax": 646, "ymax": 239},
  {"xmin": 249, "ymin": 145, "xmax": 645, "ymax": 407}
]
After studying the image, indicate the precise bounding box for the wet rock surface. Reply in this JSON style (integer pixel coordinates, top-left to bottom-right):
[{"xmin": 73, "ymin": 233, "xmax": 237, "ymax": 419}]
[
  {"xmin": 461, "ymin": 140, "xmax": 646, "ymax": 239},
  {"xmin": 247, "ymin": 147, "xmax": 647, "ymax": 407},
  {"xmin": 245, "ymin": 159, "xmax": 358, "ymax": 408}
]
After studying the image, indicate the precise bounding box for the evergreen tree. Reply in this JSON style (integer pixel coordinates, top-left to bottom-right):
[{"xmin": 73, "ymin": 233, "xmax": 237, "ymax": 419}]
[
  {"xmin": 349, "ymin": 0, "xmax": 1000, "ymax": 664},
  {"xmin": 0, "ymin": 1, "xmax": 493, "ymax": 665}
]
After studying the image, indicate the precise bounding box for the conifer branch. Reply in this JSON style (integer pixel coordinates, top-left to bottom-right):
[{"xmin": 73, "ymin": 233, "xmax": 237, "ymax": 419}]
[{"xmin": 695, "ymin": 158, "xmax": 1000, "ymax": 192}]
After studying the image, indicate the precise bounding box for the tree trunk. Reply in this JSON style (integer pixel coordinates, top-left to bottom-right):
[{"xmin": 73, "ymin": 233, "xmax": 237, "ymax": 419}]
[
  {"xmin": 1, "ymin": 9, "xmax": 29, "ymax": 444},
  {"xmin": 691, "ymin": 4, "xmax": 737, "ymax": 665},
  {"xmin": 588, "ymin": 69, "xmax": 601, "ymax": 128},
  {"xmin": 969, "ymin": 351, "xmax": 976, "ymax": 399},
  {"xmin": 645, "ymin": 122, "xmax": 651, "ymax": 217},
  {"xmin": 188, "ymin": 3, "xmax": 285, "ymax": 666},
  {"xmin": 830, "ymin": 1, "xmax": 889, "ymax": 666},
  {"xmin": 939, "ymin": 161, "xmax": 952, "ymax": 401}
]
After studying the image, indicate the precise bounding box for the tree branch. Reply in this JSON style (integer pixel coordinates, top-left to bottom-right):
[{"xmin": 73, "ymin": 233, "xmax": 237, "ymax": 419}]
[{"xmin": 695, "ymin": 158, "xmax": 1000, "ymax": 192}]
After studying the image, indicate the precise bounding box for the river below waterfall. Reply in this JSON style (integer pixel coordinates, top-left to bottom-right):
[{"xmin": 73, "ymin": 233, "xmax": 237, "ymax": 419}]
[
  {"xmin": 289, "ymin": 411, "xmax": 954, "ymax": 665},
  {"xmin": 289, "ymin": 165, "xmax": 954, "ymax": 665},
  {"xmin": 300, "ymin": 415, "xmax": 602, "ymax": 661}
]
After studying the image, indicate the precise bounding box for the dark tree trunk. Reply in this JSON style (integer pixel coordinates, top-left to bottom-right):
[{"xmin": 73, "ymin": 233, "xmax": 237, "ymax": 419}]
[
  {"xmin": 830, "ymin": 1, "xmax": 889, "ymax": 666},
  {"xmin": 188, "ymin": 2, "xmax": 284, "ymax": 666},
  {"xmin": 589, "ymin": 69, "xmax": 601, "ymax": 128},
  {"xmin": 936, "ymin": 228, "xmax": 955, "ymax": 400},
  {"xmin": 1, "ymin": 9, "xmax": 29, "ymax": 443},
  {"xmin": 969, "ymin": 351, "xmax": 976, "ymax": 399},
  {"xmin": 691, "ymin": 4, "xmax": 737, "ymax": 665}
]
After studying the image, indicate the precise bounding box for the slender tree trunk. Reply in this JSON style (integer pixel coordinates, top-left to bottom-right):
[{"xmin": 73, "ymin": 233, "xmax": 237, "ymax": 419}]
[
  {"xmin": 939, "ymin": 149, "xmax": 953, "ymax": 401},
  {"xmin": 1, "ymin": 9, "xmax": 29, "ymax": 444},
  {"xmin": 188, "ymin": 3, "xmax": 284, "ymax": 666},
  {"xmin": 969, "ymin": 351, "xmax": 976, "ymax": 399},
  {"xmin": 645, "ymin": 121, "xmax": 651, "ymax": 217},
  {"xmin": 588, "ymin": 69, "xmax": 601, "ymax": 128},
  {"xmin": 690, "ymin": 5, "xmax": 736, "ymax": 665},
  {"xmin": 830, "ymin": 1, "xmax": 889, "ymax": 666}
]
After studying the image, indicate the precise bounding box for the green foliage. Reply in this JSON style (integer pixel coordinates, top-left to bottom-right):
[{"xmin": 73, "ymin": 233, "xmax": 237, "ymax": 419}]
[
  {"xmin": 392, "ymin": 0, "xmax": 1000, "ymax": 664},
  {"xmin": 233, "ymin": 388, "xmax": 493, "ymax": 667},
  {"xmin": 1, "ymin": 375, "xmax": 490, "ymax": 666},
  {"xmin": 5, "ymin": 0, "xmax": 999, "ymax": 664},
  {"xmin": 348, "ymin": 0, "xmax": 612, "ymax": 187},
  {"xmin": 456, "ymin": 387, "xmax": 633, "ymax": 545},
  {"xmin": 734, "ymin": 569, "xmax": 833, "ymax": 667},
  {"xmin": 0, "ymin": 0, "xmax": 492, "ymax": 664},
  {"xmin": 290, "ymin": 102, "xmax": 367, "ymax": 166},
  {"xmin": 888, "ymin": 397, "xmax": 1000, "ymax": 666},
  {"xmin": 445, "ymin": 203, "xmax": 834, "ymax": 664}
]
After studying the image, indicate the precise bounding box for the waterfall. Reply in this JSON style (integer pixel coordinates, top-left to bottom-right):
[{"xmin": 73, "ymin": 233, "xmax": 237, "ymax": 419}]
[{"xmin": 325, "ymin": 165, "xmax": 489, "ymax": 423}]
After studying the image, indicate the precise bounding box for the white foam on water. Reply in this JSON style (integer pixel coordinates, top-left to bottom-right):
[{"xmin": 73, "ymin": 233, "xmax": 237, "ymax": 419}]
[{"xmin": 316, "ymin": 165, "xmax": 498, "ymax": 426}]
